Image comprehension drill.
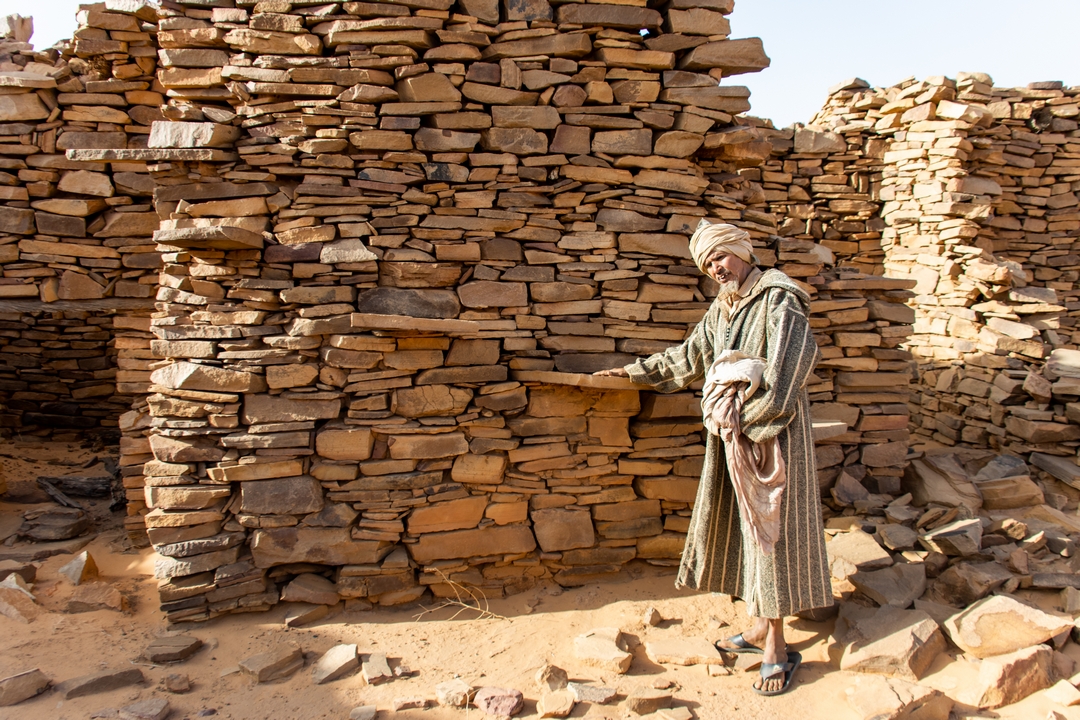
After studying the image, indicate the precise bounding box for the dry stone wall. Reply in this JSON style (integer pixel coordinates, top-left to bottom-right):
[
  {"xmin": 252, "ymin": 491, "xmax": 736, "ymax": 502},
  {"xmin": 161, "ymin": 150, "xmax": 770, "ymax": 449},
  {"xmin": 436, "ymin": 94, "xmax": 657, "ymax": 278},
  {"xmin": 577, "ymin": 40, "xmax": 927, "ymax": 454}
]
[
  {"xmin": 2, "ymin": 0, "xmax": 921, "ymax": 621},
  {"xmin": 0, "ymin": 6, "xmax": 161, "ymax": 435},
  {"xmin": 752, "ymin": 75, "xmax": 1080, "ymax": 508}
]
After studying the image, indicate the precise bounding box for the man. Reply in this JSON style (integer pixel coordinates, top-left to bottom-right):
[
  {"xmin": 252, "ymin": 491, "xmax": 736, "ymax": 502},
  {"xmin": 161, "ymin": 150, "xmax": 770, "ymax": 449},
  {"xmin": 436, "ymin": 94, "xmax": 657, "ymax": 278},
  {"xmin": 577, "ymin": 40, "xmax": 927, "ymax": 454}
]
[{"xmin": 596, "ymin": 221, "xmax": 832, "ymax": 696}]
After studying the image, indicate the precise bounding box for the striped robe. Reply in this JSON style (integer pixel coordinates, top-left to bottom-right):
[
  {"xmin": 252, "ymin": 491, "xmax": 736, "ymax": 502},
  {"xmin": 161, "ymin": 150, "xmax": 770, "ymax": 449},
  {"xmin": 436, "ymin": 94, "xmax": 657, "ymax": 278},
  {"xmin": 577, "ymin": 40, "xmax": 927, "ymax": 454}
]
[{"xmin": 627, "ymin": 269, "xmax": 832, "ymax": 618}]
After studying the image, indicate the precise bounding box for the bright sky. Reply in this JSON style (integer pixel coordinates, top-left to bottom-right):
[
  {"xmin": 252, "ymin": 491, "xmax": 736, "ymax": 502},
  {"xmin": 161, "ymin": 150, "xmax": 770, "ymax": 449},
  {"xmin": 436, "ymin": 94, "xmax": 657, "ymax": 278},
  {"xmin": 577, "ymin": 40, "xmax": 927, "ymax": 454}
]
[{"xmin": 19, "ymin": 0, "xmax": 1080, "ymax": 128}]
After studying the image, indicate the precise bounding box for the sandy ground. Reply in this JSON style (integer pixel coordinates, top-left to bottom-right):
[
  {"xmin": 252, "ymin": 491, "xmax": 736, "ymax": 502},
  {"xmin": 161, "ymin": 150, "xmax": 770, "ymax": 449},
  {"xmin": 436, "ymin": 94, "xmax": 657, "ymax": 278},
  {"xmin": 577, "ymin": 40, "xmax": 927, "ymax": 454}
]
[{"xmin": 3, "ymin": 443, "xmax": 1080, "ymax": 720}]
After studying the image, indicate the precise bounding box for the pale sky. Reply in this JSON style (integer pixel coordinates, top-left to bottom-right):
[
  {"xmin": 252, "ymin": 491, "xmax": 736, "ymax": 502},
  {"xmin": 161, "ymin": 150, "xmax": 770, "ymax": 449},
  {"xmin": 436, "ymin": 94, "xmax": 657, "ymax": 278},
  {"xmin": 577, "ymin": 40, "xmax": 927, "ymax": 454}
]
[{"xmin": 18, "ymin": 0, "xmax": 1080, "ymax": 128}]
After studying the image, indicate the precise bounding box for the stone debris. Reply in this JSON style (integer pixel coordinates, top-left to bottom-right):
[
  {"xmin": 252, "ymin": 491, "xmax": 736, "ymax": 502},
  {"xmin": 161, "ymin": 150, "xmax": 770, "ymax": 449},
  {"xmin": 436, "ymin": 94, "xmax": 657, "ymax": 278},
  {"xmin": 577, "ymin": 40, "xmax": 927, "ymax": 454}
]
[
  {"xmin": 567, "ymin": 681, "xmax": 617, "ymax": 704},
  {"xmin": 0, "ymin": 668, "xmax": 50, "ymax": 707},
  {"xmin": 0, "ymin": 587, "xmax": 40, "ymax": 623},
  {"xmin": 66, "ymin": 581, "xmax": 126, "ymax": 613},
  {"xmin": 850, "ymin": 563, "xmax": 926, "ymax": 608},
  {"xmin": 348, "ymin": 707, "xmax": 377, "ymax": 720},
  {"xmin": 962, "ymin": 644, "xmax": 1053, "ymax": 709},
  {"xmin": 644, "ymin": 637, "xmax": 724, "ymax": 666},
  {"xmin": 163, "ymin": 673, "xmax": 191, "ymax": 694},
  {"xmin": 59, "ymin": 551, "xmax": 99, "ymax": 585},
  {"xmin": 474, "ymin": 687, "xmax": 523, "ymax": 718},
  {"xmin": 534, "ymin": 663, "xmax": 568, "ymax": 691},
  {"xmin": 55, "ymin": 668, "xmax": 144, "ymax": 699},
  {"xmin": 284, "ymin": 604, "xmax": 329, "ymax": 628},
  {"xmin": 1045, "ymin": 679, "xmax": 1080, "ymax": 706},
  {"xmin": 312, "ymin": 644, "xmax": 359, "ymax": 684},
  {"xmin": 0, "ymin": 572, "xmax": 33, "ymax": 598},
  {"xmin": 625, "ymin": 687, "xmax": 672, "ymax": 715},
  {"xmin": 838, "ymin": 607, "xmax": 946, "ymax": 681},
  {"xmin": 144, "ymin": 635, "xmax": 203, "ymax": 663},
  {"xmin": 537, "ymin": 689, "xmax": 575, "ymax": 718},
  {"xmin": 574, "ymin": 627, "xmax": 633, "ymax": 674},
  {"xmin": 436, "ymin": 678, "xmax": 474, "ymax": 707},
  {"xmin": 238, "ymin": 642, "xmax": 303, "ymax": 683},
  {"xmin": 361, "ymin": 653, "xmax": 393, "ymax": 685},
  {"xmin": 119, "ymin": 697, "xmax": 170, "ymax": 720},
  {"xmin": 944, "ymin": 594, "xmax": 1073, "ymax": 659},
  {"xmin": 0, "ymin": 561, "xmax": 36, "ymax": 584},
  {"xmin": 280, "ymin": 573, "xmax": 340, "ymax": 605},
  {"xmin": 21, "ymin": 507, "xmax": 90, "ymax": 541},
  {"xmin": 643, "ymin": 607, "xmax": 663, "ymax": 626},
  {"xmin": 391, "ymin": 696, "xmax": 428, "ymax": 711},
  {"xmin": 844, "ymin": 674, "xmax": 953, "ymax": 720}
]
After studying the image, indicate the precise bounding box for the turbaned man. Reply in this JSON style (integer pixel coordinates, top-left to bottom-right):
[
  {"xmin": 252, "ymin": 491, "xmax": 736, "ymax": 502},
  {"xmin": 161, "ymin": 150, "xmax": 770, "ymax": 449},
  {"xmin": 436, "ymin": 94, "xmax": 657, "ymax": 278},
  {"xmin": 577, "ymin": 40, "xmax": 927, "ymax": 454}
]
[{"xmin": 596, "ymin": 220, "xmax": 832, "ymax": 697}]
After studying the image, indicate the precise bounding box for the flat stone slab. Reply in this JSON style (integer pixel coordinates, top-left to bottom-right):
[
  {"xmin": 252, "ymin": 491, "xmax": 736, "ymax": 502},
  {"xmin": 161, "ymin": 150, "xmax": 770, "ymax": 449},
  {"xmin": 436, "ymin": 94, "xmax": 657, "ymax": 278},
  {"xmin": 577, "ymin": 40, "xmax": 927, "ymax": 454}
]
[
  {"xmin": 361, "ymin": 652, "xmax": 392, "ymax": 685},
  {"xmin": 351, "ymin": 312, "xmax": 480, "ymax": 334},
  {"xmin": 312, "ymin": 644, "xmax": 358, "ymax": 684},
  {"xmin": 238, "ymin": 642, "xmax": 303, "ymax": 683},
  {"xmin": 567, "ymin": 681, "xmax": 617, "ymax": 704},
  {"xmin": 644, "ymin": 637, "xmax": 725, "ymax": 666},
  {"xmin": 845, "ymin": 674, "xmax": 952, "ymax": 720},
  {"xmin": 511, "ymin": 370, "xmax": 647, "ymax": 390},
  {"xmin": 348, "ymin": 706, "xmax": 377, "ymax": 720},
  {"xmin": 0, "ymin": 668, "xmax": 50, "ymax": 706},
  {"xmin": 625, "ymin": 687, "xmax": 671, "ymax": 714},
  {"xmin": 574, "ymin": 627, "xmax": 633, "ymax": 674},
  {"xmin": 66, "ymin": 148, "xmax": 237, "ymax": 162},
  {"xmin": 145, "ymin": 635, "xmax": 203, "ymax": 663},
  {"xmin": 436, "ymin": 678, "xmax": 474, "ymax": 707},
  {"xmin": 944, "ymin": 594, "xmax": 1073, "ymax": 659},
  {"xmin": 850, "ymin": 563, "xmax": 927, "ymax": 608},
  {"xmin": 475, "ymin": 687, "xmax": 524, "ymax": 717},
  {"xmin": 66, "ymin": 581, "xmax": 125, "ymax": 613},
  {"xmin": 284, "ymin": 603, "xmax": 330, "ymax": 627},
  {"xmin": 55, "ymin": 668, "xmax": 143, "ymax": 699},
  {"xmin": 538, "ymin": 689, "xmax": 575, "ymax": 718},
  {"xmin": 827, "ymin": 529, "xmax": 893, "ymax": 572},
  {"xmin": 119, "ymin": 697, "xmax": 170, "ymax": 720}
]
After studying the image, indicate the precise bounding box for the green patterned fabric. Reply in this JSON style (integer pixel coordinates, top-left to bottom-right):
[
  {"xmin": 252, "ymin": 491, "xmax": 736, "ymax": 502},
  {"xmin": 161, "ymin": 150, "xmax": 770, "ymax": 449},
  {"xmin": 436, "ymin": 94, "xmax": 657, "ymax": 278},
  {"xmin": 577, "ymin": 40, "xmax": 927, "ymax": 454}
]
[{"xmin": 627, "ymin": 269, "xmax": 833, "ymax": 618}]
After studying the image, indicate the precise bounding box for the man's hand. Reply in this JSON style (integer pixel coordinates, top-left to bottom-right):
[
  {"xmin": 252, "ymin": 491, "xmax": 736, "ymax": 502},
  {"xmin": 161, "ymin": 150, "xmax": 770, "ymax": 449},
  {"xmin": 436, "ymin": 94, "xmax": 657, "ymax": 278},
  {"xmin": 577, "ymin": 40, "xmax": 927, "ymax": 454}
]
[{"xmin": 593, "ymin": 367, "xmax": 630, "ymax": 378}]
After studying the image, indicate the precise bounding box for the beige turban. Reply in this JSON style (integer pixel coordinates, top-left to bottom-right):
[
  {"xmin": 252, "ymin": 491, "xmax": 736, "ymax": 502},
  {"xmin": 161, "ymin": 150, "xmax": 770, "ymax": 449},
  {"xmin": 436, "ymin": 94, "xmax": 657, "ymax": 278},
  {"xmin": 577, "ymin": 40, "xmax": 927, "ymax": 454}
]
[{"xmin": 689, "ymin": 219, "xmax": 754, "ymax": 273}]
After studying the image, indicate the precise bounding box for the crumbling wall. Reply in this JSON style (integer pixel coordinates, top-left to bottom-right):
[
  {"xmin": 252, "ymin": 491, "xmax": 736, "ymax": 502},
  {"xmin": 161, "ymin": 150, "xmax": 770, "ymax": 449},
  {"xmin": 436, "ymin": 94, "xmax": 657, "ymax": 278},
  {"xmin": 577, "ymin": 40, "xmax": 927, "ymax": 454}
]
[
  {"xmin": 760, "ymin": 77, "xmax": 1080, "ymax": 454},
  {"xmin": 0, "ymin": 5, "xmax": 160, "ymax": 437}
]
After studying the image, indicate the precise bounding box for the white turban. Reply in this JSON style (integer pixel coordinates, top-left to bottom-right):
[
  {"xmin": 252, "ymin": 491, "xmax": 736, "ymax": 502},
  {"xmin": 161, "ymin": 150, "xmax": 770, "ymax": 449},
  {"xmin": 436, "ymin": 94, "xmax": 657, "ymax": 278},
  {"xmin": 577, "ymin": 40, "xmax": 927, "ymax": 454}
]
[{"xmin": 689, "ymin": 219, "xmax": 754, "ymax": 273}]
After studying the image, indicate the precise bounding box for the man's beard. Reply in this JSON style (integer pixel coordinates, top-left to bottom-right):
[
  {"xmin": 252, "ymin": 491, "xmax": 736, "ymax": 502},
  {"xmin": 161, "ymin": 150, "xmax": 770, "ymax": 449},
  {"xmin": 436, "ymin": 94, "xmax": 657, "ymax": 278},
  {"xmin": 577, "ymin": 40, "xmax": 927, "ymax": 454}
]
[{"xmin": 717, "ymin": 279, "xmax": 740, "ymax": 301}]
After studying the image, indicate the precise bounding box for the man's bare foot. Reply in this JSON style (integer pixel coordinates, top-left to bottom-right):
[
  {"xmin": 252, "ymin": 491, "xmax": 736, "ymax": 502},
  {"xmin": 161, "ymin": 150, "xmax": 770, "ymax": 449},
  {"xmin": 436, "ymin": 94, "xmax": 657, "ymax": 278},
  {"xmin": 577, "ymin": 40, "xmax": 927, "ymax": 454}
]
[
  {"xmin": 715, "ymin": 616, "xmax": 769, "ymax": 652},
  {"xmin": 752, "ymin": 618, "xmax": 789, "ymax": 694},
  {"xmin": 593, "ymin": 367, "xmax": 629, "ymax": 377}
]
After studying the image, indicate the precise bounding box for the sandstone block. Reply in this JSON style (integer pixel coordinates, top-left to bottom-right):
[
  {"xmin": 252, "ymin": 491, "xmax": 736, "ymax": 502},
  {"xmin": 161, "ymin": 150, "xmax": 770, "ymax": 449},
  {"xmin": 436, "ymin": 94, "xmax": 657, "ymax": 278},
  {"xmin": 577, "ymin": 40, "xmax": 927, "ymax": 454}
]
[
  {"xmin": 944, "ymin": 594, "xmax": 1072, "ymax": 659},
  {"xmin": 408, "ymin": 525, "xmax": 536, "ymax": 564},
  {"xmin": 0, "ymin": 669, "xmax": 50, "ymax": 707},
  {"xmin": 532, "ymin": 508, "xmax": 595, "ymax": 552},
  {"xmin": 239, "ymin": 642, "xmax": 304, "ymax": 683},
  {"xmin": 151, "ymin": 362, "xmax": 267, "ymax": 394},
  {"xmin": 316, "ymin": 427, "xmax": 374, "ymax": 461},
  {"xmin": 240, "ymin": 476, "xmax": 324, "ymax": 515},
  {"xmin": 574, "ymin": 628, "xmax": 632, "ymax": 674}
]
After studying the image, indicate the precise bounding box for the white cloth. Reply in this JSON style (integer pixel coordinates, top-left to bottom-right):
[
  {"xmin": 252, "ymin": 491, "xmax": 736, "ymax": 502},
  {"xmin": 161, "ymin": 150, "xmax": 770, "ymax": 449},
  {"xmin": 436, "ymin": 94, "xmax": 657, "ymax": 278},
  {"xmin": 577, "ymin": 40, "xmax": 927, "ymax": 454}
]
[
  {"xmin": 689, "ymin": 219, "xmax": 753, "ymax": 272},
  {"xmin": 701, "ymin": 350, "xmax": 787, "ymax": 555}
]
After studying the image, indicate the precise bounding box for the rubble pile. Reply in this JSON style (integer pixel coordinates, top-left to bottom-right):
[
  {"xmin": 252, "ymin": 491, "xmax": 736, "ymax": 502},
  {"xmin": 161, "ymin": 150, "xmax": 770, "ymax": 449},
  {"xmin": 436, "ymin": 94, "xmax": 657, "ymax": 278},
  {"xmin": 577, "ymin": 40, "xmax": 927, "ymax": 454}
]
[
  {"xmin": 0, "ymin": 7, "xmax": 160, "ymax": 436},
  {"xmin": 789, "ymin": 76, "xmax": 1080, "ymax": 463}
]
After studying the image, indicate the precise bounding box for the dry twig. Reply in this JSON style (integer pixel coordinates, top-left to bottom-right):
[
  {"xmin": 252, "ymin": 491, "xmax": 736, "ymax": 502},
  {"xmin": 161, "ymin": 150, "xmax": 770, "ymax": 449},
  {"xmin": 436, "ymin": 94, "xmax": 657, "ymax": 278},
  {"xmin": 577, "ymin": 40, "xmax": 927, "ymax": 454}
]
[{"xmin": 413, "ymin": 569, "xmax": 508, "ymax": 622}]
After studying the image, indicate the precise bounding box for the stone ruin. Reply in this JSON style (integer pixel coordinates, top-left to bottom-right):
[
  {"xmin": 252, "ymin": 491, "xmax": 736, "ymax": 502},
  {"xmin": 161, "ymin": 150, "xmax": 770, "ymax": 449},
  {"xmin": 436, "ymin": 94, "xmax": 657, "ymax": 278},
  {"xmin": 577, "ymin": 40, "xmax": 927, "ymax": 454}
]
[{"xmin": 0, "ymin": 3, "xmax": 1079, "ymax": 683}]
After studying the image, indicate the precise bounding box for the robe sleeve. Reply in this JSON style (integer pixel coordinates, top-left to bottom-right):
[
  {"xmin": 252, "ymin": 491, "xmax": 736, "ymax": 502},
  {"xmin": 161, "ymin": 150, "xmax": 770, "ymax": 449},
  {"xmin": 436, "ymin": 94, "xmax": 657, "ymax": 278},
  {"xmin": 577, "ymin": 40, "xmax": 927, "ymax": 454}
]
[
  {"xmin": 625, "ymin": 311, "xmax": 711, "ymax": 393},
  {"xmin": 740, "ymin": 287, "xmax": 818, "ymax": 443}
]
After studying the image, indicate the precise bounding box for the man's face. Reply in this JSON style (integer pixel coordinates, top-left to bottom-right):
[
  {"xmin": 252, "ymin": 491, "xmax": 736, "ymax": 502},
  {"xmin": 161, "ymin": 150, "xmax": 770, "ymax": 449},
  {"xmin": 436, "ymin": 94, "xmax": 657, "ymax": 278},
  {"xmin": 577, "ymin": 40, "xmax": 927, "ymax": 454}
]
[{"xmin": 704, "ymin": 249, "xmax": 751, "ymax": 291}]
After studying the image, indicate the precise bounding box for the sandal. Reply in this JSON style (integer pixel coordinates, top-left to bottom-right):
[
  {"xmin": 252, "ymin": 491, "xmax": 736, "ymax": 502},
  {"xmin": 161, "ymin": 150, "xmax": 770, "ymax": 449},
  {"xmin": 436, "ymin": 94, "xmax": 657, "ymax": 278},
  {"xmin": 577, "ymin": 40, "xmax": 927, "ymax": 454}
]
[
  {"xmin": 753, "ymin": 651, "xmax": 801, "ymax": 697},
  {"xmin": 714, "ymin": 633, "xmax": 764, "ymax": 654}
]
